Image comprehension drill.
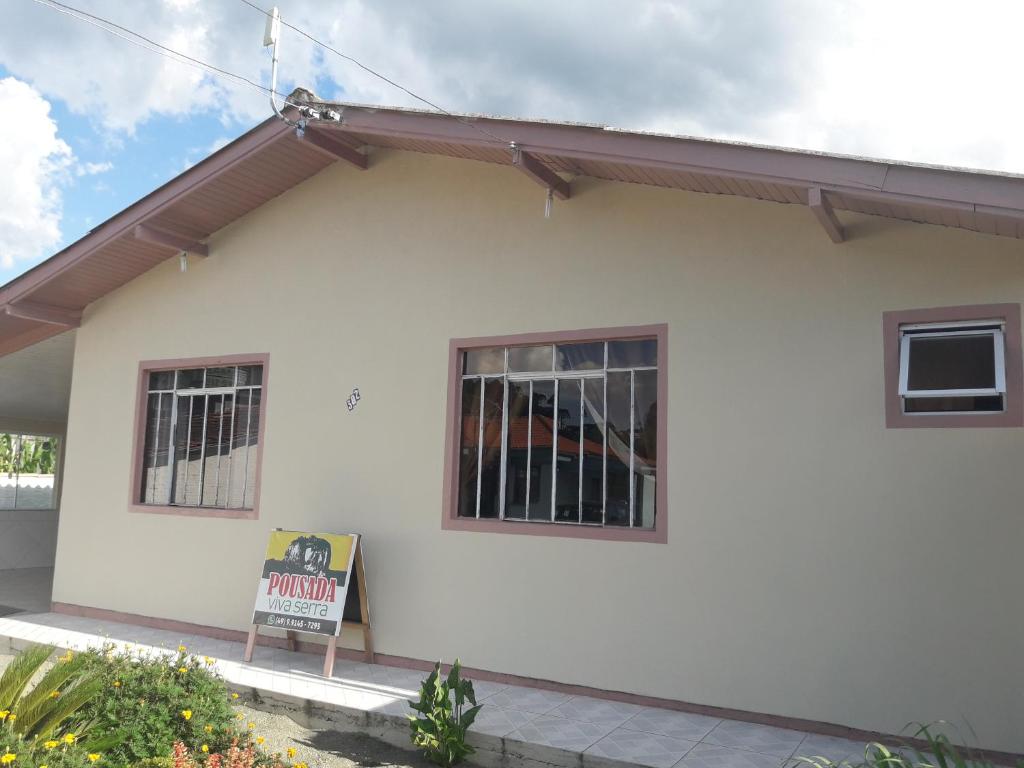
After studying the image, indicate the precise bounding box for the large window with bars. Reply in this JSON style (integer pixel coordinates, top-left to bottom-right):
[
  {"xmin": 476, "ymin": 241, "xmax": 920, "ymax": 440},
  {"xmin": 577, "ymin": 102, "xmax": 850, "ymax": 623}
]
[
  {"xmin": 456, "ymin": 337, "xmax": 658, "ymax": 529},
  {"xmin": 138, "ymin": 363, "xmax": 263, "ymax": 510}
]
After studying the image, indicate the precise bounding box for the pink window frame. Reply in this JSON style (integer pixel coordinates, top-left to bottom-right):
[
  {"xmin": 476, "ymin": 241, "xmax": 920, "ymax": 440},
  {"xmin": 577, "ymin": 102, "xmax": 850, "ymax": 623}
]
[
  {"xmin": 883, "ymin": 304, "xmax": 1023, "ymax": 428},
  {"xmin": 442, "ymin": 324, "xmax": 668, "ymax": 543},
  {"xmin": 128, "ymin": 353, "xmax": 270, "ymax": 519}
]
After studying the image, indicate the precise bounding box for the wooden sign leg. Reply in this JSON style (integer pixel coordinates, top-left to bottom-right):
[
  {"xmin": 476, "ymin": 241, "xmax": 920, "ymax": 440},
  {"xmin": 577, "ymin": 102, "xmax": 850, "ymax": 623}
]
[
  {"xmin": 355, "ymin": 543, "xmax": 375, "ymax": 663},
  {"xmin": 243, "ymin": 626, "xmax": 258, "ymax": 663},
  {"xmin": 285, "ymin": 630, "xmax": 299, "ymax": 652},
  {"xmin": 323, "ymin": 635, "xmax": 337, "ymax": 678}
]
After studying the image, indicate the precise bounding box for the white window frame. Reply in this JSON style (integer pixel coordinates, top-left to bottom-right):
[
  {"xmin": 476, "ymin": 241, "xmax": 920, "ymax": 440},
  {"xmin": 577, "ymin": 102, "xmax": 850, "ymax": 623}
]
[{"xmin": 898, "ymin": 321, "xmax": 1006, "ymax": 399}]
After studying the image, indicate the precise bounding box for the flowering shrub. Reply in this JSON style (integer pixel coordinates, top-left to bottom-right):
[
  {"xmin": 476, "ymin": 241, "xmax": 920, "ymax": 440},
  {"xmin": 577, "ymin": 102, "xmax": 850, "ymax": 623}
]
[
  {"xmin": 76, "ymin": 645, "xmax": 239, "ymax": 767},
  {"xmin": 0, "ymin": 728, "xmax": 100, "ymax": 768},
  {"xmin": 168, "ymin": 740, "xmax": 292, "ymax": 768}
]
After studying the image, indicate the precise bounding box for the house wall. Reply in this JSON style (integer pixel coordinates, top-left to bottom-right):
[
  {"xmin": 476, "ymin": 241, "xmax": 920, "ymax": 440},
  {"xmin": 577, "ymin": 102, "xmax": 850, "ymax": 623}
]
[{"xmin": 52, "ymin": 149, "xmax": 1024, "ymax": 752}]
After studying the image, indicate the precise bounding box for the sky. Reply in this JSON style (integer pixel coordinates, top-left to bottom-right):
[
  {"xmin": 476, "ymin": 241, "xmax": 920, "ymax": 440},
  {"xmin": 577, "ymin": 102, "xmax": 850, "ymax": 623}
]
[{"xmin": 2, "ymin": 0, "xmax": 1023, "ymax": 285}]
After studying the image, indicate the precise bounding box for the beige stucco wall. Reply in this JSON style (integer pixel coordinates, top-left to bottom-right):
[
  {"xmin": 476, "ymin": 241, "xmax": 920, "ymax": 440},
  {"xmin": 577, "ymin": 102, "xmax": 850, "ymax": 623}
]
[{"xmin": 53, "ymin": 149, "xmax": 1024, "ymax": 752}]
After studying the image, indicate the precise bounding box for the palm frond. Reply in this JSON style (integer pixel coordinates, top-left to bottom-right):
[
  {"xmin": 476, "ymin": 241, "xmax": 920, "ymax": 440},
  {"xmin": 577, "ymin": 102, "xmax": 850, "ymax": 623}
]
[{"xmin": 0, "ymin": 644, "xmax": 53, "ymax": 711}]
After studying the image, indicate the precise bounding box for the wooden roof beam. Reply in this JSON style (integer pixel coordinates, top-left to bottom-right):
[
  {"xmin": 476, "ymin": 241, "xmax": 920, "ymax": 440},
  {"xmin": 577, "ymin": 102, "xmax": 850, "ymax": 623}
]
[
  {"xmin": 133, "ymin": 224, "xmax": 209, "ymax": 257},
  {"xmin": 4, "ymin": 300, "xmax": 82, "ymax": 328},
  {"xmin": 808, "ymin": 187, "xmax": 845, "ymax": 243},
  {"xmin": 511, "ymin": 145, "xmax": 570, "ymax": 200},
  {"xmin": 297, "ymin": 129, "xmax": 368, "ymax": 169}
]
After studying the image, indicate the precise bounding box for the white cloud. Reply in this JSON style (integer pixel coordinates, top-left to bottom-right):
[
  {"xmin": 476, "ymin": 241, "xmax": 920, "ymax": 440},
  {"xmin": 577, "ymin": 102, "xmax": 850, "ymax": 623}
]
[
  {"xmin": 1, "ymin": 0, "xmax": 1023, "ymax": 173},
  {"xmin": 76, "ymin": 161, "xmax": 113, "ymax": 176},
  {"xmin": 0, "ymin": 78, "xmax": 73, "ymax": 270}
]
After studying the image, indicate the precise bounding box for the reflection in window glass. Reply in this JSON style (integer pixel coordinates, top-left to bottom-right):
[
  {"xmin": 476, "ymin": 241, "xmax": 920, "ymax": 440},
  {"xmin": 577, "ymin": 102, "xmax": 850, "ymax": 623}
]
[
  {"xmin": 608, "ymin": 339, "xmax": 657, "ymax": 369},
  {"xmin": 464, "ymin": 348, "xmax": 504, "ymax": 375},
  {"xmin": 556, "ymin": 342, "xmax": 604, "ymax": 371},
  {"xmin": 906, "ymin": 335, "xmax": 996, "ymax": 391},
  {"xmin": 457, "ymin": 335, "xmax": 658, "ymax": 530},
  {"xmin": 554, "ymin": 378, "xmax": 582, "ymax": 522},
  {"xmin": 508, "ymin": 345, "xmax": 553, "ymax": 373},
  {"xmin": 141, "ymin": 363, "xmax": 263, "ymax": 510}
]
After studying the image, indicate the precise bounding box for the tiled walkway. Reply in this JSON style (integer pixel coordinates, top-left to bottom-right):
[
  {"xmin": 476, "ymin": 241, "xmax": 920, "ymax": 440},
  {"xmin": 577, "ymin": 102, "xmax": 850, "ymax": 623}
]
[{"xmin": 0, "ymin": 610, "xmax": 867, "ymax": 768}]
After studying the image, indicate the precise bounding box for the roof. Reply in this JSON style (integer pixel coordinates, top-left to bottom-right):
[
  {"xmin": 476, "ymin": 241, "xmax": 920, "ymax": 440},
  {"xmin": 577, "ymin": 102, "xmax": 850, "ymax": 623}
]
[{"xmin": 4, "ymin": 94, "xmax": 1024, "ymax": 357}]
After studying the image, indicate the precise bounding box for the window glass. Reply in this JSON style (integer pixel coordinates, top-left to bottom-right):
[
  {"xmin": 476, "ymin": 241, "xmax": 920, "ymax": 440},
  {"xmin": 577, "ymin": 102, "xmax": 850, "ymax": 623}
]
[
  {"xmin": 457, "ymin": 335, "xmax": 658, "ymax": 530},
  {"xmin": 608, "ymin": 339, "xmax": 657, "ymax": 368},
  {"xmin": 508, "ymin": 345, "xmax": 553, "ymax": 373},
  {"xmin": 904, "ymin": 395, "xmax": 1004, "ymax": 413},
  {"xmin": 554, "ymin": 378, "xmax": 582, "ymax": 522},
  {"xmin": 464, "ymin": 348, "xmax": 504, "ymax": 375},
  {"xmin": 140, "ymin": 363, "xmax": 263, "ymax": 510},
  {"xmin": 148, "ymin": 371, "xmax": 175, "ymax": 391},
  {"xmin": 556, "ymin": 342, "xmax": 604, "ymax": 371},
  {"xmin": 906, "ymin": 334, "xmax": 996, "ymax": 391}
]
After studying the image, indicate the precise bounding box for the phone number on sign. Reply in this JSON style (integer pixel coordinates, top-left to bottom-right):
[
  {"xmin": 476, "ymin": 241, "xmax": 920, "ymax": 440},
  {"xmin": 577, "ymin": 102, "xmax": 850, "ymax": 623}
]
[{"xmin": 266, "ymin": 615, "xmax": 323, "ymax": 632}]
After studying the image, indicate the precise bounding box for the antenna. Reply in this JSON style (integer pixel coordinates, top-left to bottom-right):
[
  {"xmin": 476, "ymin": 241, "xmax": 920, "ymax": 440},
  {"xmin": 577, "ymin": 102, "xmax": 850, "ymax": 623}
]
[{"xmin": 262, "ymin": 7, "xmax": 296, "ymax": 125}]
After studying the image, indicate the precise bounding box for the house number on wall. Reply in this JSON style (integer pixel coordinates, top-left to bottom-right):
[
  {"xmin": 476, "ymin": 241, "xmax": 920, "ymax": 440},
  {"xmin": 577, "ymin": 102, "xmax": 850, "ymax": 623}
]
[{"xmin": 346, "ymin": 388, "xmax": 361, "ymax": 412}]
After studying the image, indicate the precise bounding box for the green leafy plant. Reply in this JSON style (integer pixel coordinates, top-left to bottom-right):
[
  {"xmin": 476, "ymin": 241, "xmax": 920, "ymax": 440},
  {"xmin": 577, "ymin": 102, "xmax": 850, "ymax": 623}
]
[
  {"xmin": 76, "ymin": 644, "xmax": 239, "ymax": 767},
  {"xmin": 0, "ymin": 644, "xmax": 106, "ymax": 746},
  {"xmin": 792, "ymin": 722, "xmax": 1024, "ymax": 768},
  {"xmin": 0, "ymin": 727, "xmax": 106, "ymax": 768},
  {"xmin": 408, "ymin": 660, "xmax": 481, "ymax": 768}
]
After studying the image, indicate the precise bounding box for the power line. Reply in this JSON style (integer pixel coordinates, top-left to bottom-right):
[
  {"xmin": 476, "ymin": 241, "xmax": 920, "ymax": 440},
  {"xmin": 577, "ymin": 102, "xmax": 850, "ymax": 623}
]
[
  {"xmin": 28, "ymin": 0, "xmax": 303, "ymax": 108},
  {"xmin": 236, "ymin": 0, "xmax": 513, "ymax": 145}
]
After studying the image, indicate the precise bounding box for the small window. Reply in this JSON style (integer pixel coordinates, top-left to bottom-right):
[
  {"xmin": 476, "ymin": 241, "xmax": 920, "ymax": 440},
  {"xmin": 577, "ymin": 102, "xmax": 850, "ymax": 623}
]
[
  {"xmin": 138, "ymin": 362, "xmax": 264, "ymax": 511},
  {"xmin": 898, "ymin": 322, "xmax": 1006, "ymax": 414}
]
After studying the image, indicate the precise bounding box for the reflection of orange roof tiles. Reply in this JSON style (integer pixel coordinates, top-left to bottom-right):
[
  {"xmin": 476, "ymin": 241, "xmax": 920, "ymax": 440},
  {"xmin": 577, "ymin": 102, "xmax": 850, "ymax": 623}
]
[{"xmin": 462, "ymin": 415, "xmax": 604, "ymax": 455}]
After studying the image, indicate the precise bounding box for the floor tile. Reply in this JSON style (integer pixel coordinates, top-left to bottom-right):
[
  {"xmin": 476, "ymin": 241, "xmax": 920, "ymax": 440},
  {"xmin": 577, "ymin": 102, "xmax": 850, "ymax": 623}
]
[
  {"xmin": 794, "ymin": 734, "xmax": 871, "ymax": 763},
  {"xmin": 485, "ymin": 685, "xmax": 573, "ymax": 714},
  {"xmin": 586, "ymin": 727, "xmax": 697, "ymax": 768},
  {"xmin": 469, "ymin": 706, "xmax": 538, "ymax": 737},
  {"xmin": 507, "ymin": 714, "xmax": 616, "ymax": 751},
  {"xmin": 704, "ymin": 720, "xmax": 807, "ymax": 757},
  {"xmin": 550, "ymin": 696, "xmax": 644, "ymax": 727},
  {"xmin": 679, "ymin": 743, "xmax": 786, "ymax": 768},
  {"xmin": 623, "ymin": 709, "xmax": 722, "ymax": 741}
]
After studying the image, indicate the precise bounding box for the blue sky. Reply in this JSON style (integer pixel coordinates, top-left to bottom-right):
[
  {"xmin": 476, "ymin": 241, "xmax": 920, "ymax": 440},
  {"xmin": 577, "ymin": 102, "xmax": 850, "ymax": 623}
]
[{"xmin": 3, "ymin": 1, "xmax": 1024, "ymax": 288}]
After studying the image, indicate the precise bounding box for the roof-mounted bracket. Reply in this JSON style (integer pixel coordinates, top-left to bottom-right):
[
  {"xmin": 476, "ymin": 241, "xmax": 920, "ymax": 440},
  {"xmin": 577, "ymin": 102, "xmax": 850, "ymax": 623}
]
[
  {"xmin": 133, "ymin": 224, "xmax": 209, "ymax": 257},
  {"xmin": 510, "ymin": 144, "xmax": 571, "ymax": 200},
  {"xmin": 808, "ymin": 187, "xmax": 845, "ymax": 243},
  {"xmin": 296, "ymin": 128, "xmax": 368, "ymax": 170},
  {"xmin": 3, "ymin": 301, "xmax": 82, "ymax": 328}
]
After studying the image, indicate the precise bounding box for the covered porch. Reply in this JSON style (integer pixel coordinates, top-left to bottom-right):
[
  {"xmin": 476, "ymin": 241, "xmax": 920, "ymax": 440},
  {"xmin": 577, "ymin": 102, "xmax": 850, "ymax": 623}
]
[{"xmin": 0, "ymin": 329, "xmax": 75, "ymax": 614}]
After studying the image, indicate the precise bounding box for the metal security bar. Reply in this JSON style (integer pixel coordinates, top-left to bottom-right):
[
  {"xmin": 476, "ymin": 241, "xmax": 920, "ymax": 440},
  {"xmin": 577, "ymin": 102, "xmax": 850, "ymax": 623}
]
[
  {"xmin": 459, "ymin": 340, "xmax": 656, "ymax": 528},
  {"xmin": 142, "ymin": 365, "xmax": 262, "ymax": 509}
]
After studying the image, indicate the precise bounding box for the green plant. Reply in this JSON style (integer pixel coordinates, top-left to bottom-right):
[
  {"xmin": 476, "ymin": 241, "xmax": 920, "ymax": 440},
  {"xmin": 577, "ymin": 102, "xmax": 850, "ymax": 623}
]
[
  {"xmin": 76, "ymin": 644, "xmax": 239, "ymax": 767},
  {"xmin": 408, "ymin": 660, "xmax": 481, "ymax": 768},
  {"xmin": 0, "ymin": 727, "xmax": 106, "ymax": 768},
  {"xmin": 792, "ymin": 722, "xmax": 1024, "ymax": 768},
  {"xmin": 0, "ymin": 644, "xmax": 106, "ymax": 746}
]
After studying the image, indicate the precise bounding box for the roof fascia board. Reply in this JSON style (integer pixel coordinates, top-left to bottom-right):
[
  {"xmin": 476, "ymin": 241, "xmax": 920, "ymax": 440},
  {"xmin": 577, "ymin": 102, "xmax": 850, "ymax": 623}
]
[
  {"xmin": 0, "ymin": 116, "xmax": 294, "ymax": 306},
  {"xmin": 327, "ymin": 108, "xmax": 1024, "ymax": 214}
]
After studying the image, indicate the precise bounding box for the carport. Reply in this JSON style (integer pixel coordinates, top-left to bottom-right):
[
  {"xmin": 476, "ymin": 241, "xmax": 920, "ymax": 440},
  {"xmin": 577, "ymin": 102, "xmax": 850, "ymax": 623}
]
[{"xmin": 0, "ymin": 328, "xmax": 75, "ymax": 615}]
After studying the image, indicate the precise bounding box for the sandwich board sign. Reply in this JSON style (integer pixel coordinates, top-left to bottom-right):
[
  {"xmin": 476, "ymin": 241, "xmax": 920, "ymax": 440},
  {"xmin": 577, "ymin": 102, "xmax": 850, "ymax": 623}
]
[{"xmin": 243, "ymin": 530, "xmax": 373, "ymax": 677}]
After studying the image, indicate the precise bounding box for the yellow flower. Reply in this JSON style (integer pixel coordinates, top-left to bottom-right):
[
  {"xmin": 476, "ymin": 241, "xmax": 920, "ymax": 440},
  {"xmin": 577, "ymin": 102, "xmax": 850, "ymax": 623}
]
[
  {"xmin": 204, "ymin": 725, "xmax": 213, "ymax": 734},
  {"xmin": 178, "ymin": 645, "xmax": 187, "ymax": 652},
  {"xmin": 0, "ymin": 754, "xmax": 15, "ymax": 765},
  {"xmin": 58, "ymin": 651, "xmax": 73, "ymax": 663},
  {"xmin": 181, "ymin": 710, "xmax": 193, "ymax": 721},
  {"xmin": 43, "ymin": 742, "xmax": 58, "ymax": 751},
  {"xmin": 204, "ymin": 657, "xmax": 215, "ymax": 665},
  {"xmin": 236, "ymin": 714, "xmax": 244, "ymax": 721},
  {"xmin": 247, "ymin": 722, "xmax": 255, "ymax": 730},
  {"xmin": 6, "ymin": 715, "xmax": 15, "ymax": 723},
  {"xmin": 230, "ymin": 693, "xmax": 239, "ymax": 700},
  {"xmin": 112, "ymin": 681, "xmax": 121, "ymax": 688},
  {"xmin": 64, "ymin": 734, "xmax": 76, "ymax": 744},
  {"xmin": 201, "ymin": 745, "xmax": 209, "ymax": 754},
  {"xmin": 286, "ymin": 748, "xmax": 296, "ymax": 758},
  {"xmin": 49, "ymin": 691, "xmax": 60, "ymax": 699},
  {"xmin": 0, "ymin": 711, "xmax": 8, "ymax": 721},
  {"xmin": 178, "ymin": 667, "xmax": 188, "ymax": 675},
  {"xmin": 255, "ymin": 737, "xmax": 264, "ymax": 745},
  {"xmin": 87, "ymin": 754, "xmax": 100, "ymax": 763}
]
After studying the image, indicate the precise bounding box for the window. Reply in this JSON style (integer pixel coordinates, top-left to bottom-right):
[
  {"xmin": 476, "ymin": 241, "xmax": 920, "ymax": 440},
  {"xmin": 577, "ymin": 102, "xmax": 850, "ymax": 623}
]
[
  {"xmin": 898, "ymin": 322, "xmax": 1006, "ymax": 413},
  {"xmin": 0, "ymin": 433, "xmax": 59, "ymax": 510},
  {"xmin": 883, "ymin": 304, "xmax": 1022, "ymax": 428},
  {"xmin": 445, "ymin": 326, "xmax": 667, "ymax": 541},
  {"xmin": 135, "ymin": 358, "xmax": 266, "ymax": 514}
]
